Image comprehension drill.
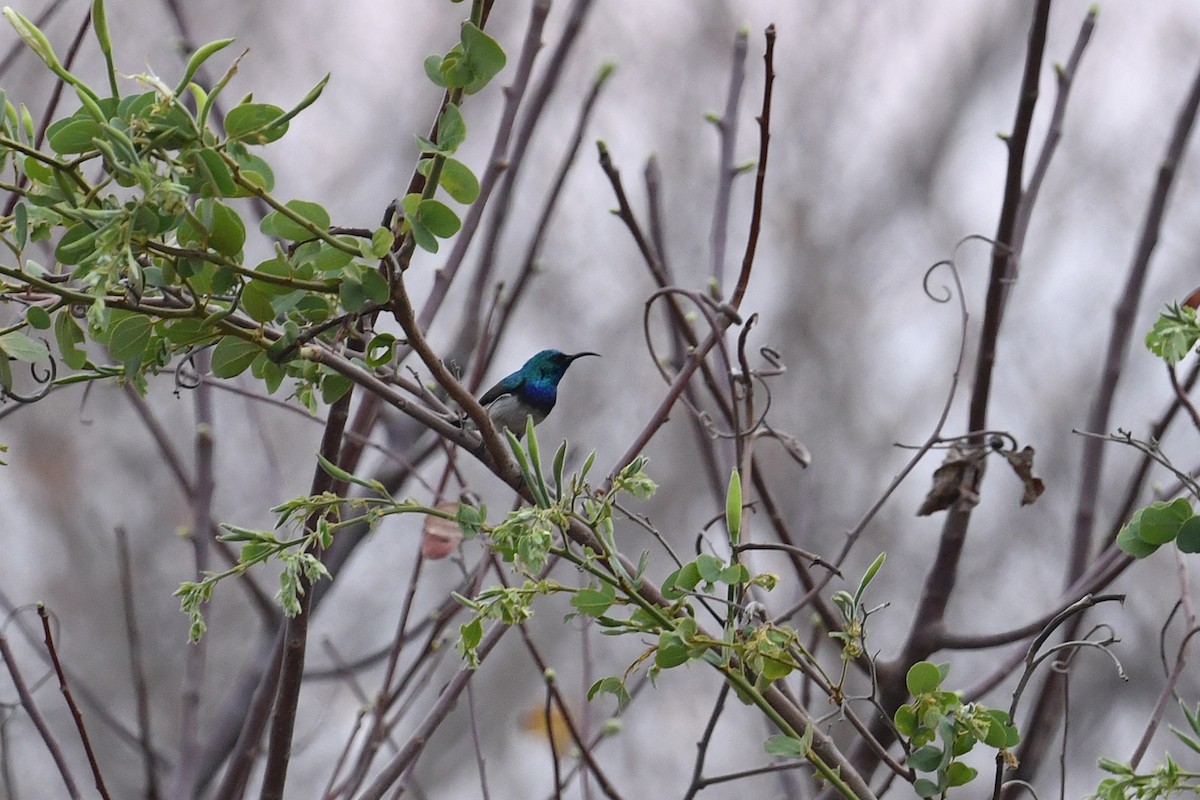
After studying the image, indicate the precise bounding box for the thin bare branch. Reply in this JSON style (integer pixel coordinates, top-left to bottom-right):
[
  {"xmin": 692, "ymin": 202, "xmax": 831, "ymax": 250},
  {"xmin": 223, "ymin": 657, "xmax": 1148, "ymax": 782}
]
[
  {"xmin": 37, "ymin": 604, "xmax": 111, "ymax": 799},
  {"xmin": 0, "ymin": 631, "xmax": 81, "ymax": 798}
]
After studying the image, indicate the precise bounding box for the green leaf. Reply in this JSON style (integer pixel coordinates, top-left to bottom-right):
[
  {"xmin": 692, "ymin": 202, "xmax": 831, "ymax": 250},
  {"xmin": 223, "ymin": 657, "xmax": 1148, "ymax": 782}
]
[
  {"xmin": 361, "ymin": 268, "xmax": 390, "ymax": 303},
  {"xmin": 191, "ymin": 148, "xmax": 237, "ymax": 197},
  {"xmin": 695, "ymin": 553, "xmax": 723, "ymax": 584},
  {"xmin": 225, "ymin": 102, "xmax": 288, "ymax": 144},
  {"xmin": 25, "ymin": 306, "xmax": 50, "ymax": 329},
  {"xmin": 181, "ymin": 199, "xmax": 245, "ymax": 257},
  {"xmin": 1178, "ymin": 515, "xmax": 1200, "ymax": 554},
  {"xmin": 438, "ymin": 157, "xmax": 480, "ymax": 204},
  {"xmin": 54, "ymin": 311, "xmax": 87, "ymax": 369},
  {"xmin": 1116, "ymin": 511, "xmax": 1160, "ymax": 558},
  {"xmin": 338, "ymin": 275, "xmax": 368, "ymax": 312},
  {"xmin": 854, "ymin": 552, "xmax": 886, "ymax": 607},
  {"xmin": 570, "ymin": 584, "xmax": 615, "ymax": 617},
  {"xmin": 55, "ymin": 223, "xmax": 100, "ymax": 265},
  {"xmin": 417, "ymin": 199, "xmax": 460, "ymax": 238},
  {"xmin": 437, "ymin": 103, "xmax": 466, "ymax": 151},
  {"xmin": 654, "ymin": 631, "xmax": 691, "ymax": 669},
  {"xmin": 47, "ymin": 116, "xmax": 101, "ymax": 154},
  {"xmin": 260, "ymin": 199, "xmax": 330, "ymax": 242},
  {"xmin": 1137, "ymin": 498, "xmax": 1192, "ymax": 545},
  {"xmin": 763, "ymin": 734, "xmax": 809, "ymax": 759},
  {"xmin": 320, "ymin": 372, "xmax": 352, "ymax": 404},
  {"xmin": 906, "ymin": 661, "xmax": 942, "ymax": 696},
  {"xmin": 105, "ymin": 313, "xmax": 151, "ymax": 362},
  {"xmin": 229, "ymin": 147, "xmax": 274, "ymax": 193},
  {"xmin": 587, "ymin": 676, "xmax": 630, "ymax": 709},
  {"xmin": 894, "ymin": 705, "xmax": 917, "ymax": 737},
  {"xmin": 458, "ymin": 22, "xmax": 506, "ymax": 94},
  {"xmin": 366, "ymin": 333, "xmax": 396, "ymax": 368},
  {"xmin": 211, "ymin": 336, "xmax": 260, "ymax": 378},
  {"xmin": 1146, "ymin": 304, "xmax": 1200, "ymax": 363},
  {"xmin": 423, "ymin": 54, "xmax": 447, "ymax": 87},
  {"xmin": 908, "ymin": 744, "xmax": 943, "ymax": 772},
  {"xmin": 460, "ymin": 617, "xmax": 483, "ymax": 649},
  {"xmin": 174, "ymin": 37, "xmax": 236, "ymax": 97},
  {"xmin": 0, "ymin": 331, "xmax": 49, "ymax": 362},
  {"xmin": 912, "ymin": 778, "xmax": 941, "ymax": 798},
  {"xmin": 206, "ymin": 201, "xmax": 246, "ymax": 257},
  {"xmin": 946, "ymin": 762, "xmax": 977, "ymax": 787},
  {"xmin": 241, "ymin": 281, "xmax": 277, "ymax": 323},
  {"xmin": 725, "ymin": 468, "xmax": 742, "ymax": 544},
  {"xmin": 14, "ymin": 201, "xmax": 27, "ymax": 250}
]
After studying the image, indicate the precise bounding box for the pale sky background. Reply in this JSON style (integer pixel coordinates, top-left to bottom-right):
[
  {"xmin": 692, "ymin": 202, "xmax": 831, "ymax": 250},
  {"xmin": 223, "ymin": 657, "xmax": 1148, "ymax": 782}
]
[{"xmin": 2, "ymin": 1, "xmax": 1200, "ymax": 798}]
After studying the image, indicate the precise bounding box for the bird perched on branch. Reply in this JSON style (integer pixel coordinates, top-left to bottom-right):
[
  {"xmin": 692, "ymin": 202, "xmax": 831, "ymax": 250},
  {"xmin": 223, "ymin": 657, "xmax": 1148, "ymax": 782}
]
[{"xmin": 478, "ymin": 349, "xmax": 599, "ymax": 438}]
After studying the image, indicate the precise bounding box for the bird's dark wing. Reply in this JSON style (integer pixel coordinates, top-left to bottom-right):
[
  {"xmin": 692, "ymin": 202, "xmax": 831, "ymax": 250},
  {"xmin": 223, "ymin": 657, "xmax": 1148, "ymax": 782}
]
[{"xmin": 478, "ymin": 373, "xmax": 523, "ymax": 406}]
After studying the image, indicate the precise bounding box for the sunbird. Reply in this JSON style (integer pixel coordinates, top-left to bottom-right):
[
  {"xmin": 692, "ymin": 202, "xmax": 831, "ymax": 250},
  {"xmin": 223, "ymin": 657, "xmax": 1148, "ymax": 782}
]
[{"xmin": 478, "ymin": 349, "xmax": 599, "ymax": 437}]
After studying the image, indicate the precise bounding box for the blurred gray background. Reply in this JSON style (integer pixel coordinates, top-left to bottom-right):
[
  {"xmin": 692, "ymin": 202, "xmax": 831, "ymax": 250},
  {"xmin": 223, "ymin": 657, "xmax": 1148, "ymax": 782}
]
[{"xmin": 2, "ymin": 1, "xmax": 1200, "ymax": 797}]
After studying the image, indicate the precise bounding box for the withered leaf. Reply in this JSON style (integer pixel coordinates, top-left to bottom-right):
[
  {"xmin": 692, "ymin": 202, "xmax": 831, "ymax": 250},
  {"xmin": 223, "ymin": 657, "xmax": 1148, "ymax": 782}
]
[
  {"xmin": 1001, "ymin": 445, "xmax": 1045, "ymax": 506},
  {"xmin": 917, "ymin": 444, "xmax": 986, "ymax": 516},
  {"xmin": 421, "ymin": 501, "xmax": 464, "ymax": 559}
]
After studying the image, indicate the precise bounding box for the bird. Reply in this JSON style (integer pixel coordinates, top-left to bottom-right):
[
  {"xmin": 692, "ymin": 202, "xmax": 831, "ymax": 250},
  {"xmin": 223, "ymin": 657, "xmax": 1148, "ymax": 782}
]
[{"xmin": 477, "ymin": 349, "xmax": 599, "ymax": 437}]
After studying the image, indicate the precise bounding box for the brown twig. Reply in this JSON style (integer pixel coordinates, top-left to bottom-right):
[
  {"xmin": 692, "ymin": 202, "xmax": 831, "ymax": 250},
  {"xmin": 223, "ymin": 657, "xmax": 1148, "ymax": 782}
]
[
  {"xmin": 682, "ymin": 683, "xmax": 731, "ymax": 800},
  {"xmin": 710, "ymin": 27, "xmax": 748, "ymax": 288},
  {"xmin": 1129, "ymin": 552, "xmax": 1198, "ymax": 769},
  {"xmin": 487, "ymin": 57, "xmax": 612, "ymax": 355},
  {"xmin": 37, "ymin": 604, "xmax": 111, "ymax": 798},
  {"xmin": 258, "ymin": 388, "xmax": 354, "ymax": 800},
  {"xmin": 114, "ymin": 527, "xmax": 161, "ymax": 800},
  {"xmin": 0, "ymin": 631, "xmax": 81, "ymax": 798},
  {"xmin": 169, "ymin": 350, "xmax": 215, "ymax": 799},
  {"xmin": 1069, "ymin": 48, "xmax": 1200, "ymax": 583},
  {"xmin": 457, "ymin": 0, "xmax": 593, "ymax": 357},
  {"xmin": 515, "ymin": 622, "xmax": 625, "ymax": 800}
]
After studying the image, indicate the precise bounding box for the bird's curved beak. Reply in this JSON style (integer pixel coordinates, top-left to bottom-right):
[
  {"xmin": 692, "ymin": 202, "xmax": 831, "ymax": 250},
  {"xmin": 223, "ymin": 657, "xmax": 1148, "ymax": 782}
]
[{"xmin": 568, "ymin": 351, "xmax": 601, "ymax": 362}]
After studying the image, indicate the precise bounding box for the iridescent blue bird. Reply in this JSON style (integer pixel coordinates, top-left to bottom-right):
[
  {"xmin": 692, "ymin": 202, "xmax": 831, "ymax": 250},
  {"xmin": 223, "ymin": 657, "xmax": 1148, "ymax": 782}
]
[{"xmin": 478, "ymin": 349, "xmax": 599, "ymax": 438}]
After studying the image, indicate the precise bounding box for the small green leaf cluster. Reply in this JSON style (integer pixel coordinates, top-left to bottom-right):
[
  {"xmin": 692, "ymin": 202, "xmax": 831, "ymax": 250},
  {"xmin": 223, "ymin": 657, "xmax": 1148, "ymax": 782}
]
[
  {"xmin": 1145, "ymin": 304, "xmax": 1200, "ymax": 364},
  {"xmin": 1117, "ymin": 498, "xmax": 1200, "ymax": 558},
  {"xmin": 0, "ymin": 1, "xmax": 501, "ymax": 409},
  {"xmin": 174, "ymin": 456, "xmax": 432, "ymax": 641},
  {"xmin": 456, "ymin": 426, "xmax": 661, "ymax": 667},
  {"xmin": 1091, "ymin": 700, "xmax": 1200, "ymax": 800},
  {"xmin": 1094, "ymin": 756, "xmax": 1200, "ymax": 800},
  {"xmin": 397, "ymin": 21, "xmax": 506, "ymax": 254},
  {"xmin": 894, "ymin": 661, "xmax": 1019, "ymax": 798},
  {"xmin": 829, "ymin": 552, "xmax": 886, "ymax": 663}
]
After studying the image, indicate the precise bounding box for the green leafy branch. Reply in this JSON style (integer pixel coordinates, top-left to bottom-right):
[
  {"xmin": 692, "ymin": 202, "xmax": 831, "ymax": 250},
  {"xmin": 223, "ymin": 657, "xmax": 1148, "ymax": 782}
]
[
  {"xmin": 894, "ymin": 661, "xmax": 1020, "ymax": 798},
  {"xmin": 1092, "ymin": 700, "xmax": 1200, "ymax": 800}
]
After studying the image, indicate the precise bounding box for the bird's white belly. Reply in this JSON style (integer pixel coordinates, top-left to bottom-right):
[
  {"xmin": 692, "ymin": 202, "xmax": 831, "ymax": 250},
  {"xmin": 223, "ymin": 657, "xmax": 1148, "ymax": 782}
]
[{"xmin": 487, "ymin": 394, "xmax": 548, "ymax": 435}]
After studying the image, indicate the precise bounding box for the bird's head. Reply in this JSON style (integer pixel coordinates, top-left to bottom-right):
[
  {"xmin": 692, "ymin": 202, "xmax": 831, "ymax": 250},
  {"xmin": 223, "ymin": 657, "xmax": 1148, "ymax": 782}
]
[{"xmin": 525, "ymin": 349, "xmax": 600, "ymax": 384}]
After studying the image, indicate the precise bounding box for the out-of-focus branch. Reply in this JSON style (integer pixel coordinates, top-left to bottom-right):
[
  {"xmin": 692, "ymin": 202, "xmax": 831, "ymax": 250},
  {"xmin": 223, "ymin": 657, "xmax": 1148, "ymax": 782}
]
[
  {"xmin": 258, "ymin": 389, "xmax": 353, "ymax": 800},
  {"xmin": 169, "ymin": 352, "xmax": 215, "ymax": 800},
  {"xmin": 710, "ymin": 27, "xmax": 748, "ymax": 289},
  {"xmin": 457, "ymin": 0, "xmax": 594, "ymax": 357},
  {"xmin": 38, "ymin": 604, "xmax": 112, "ymax": 798},
  {"xmin": 412, "ymin": 0, "xmax": 559, "ymax": 339},
  {"xmin": 1009, "ymin": 8, "xmax": 1096, "ymax": 268},
  {"xmin": 115, "ymin": 527, "xmax": 161, "ymax": 800},
  {"xmin": 1070, "ymin": 50, "xmax": 1200, "ymax": 582},
  {"xmin": 1016, "ymin": 53, "xmax": 1200, "ymax": 791},
  {"xmin": 0, "ymin": 631, "xmax": 81, "ymax": 798},
  {"xmin": 488, "ymin": 59, "xmax": 612, "ymax": 354},
  {"xmin": 1129, "ymin": 551, "xmax": 1197, "ymax": 769}
]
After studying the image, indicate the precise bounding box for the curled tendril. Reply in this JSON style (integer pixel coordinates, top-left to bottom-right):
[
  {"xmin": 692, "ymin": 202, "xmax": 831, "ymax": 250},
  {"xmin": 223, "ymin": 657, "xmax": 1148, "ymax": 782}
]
[
  {"xmin": 174, "ymin": 343, "xmax": 216, "ymax": 394},
  {"xmin": 922, "ymin": 233, "xmax": 1010, "ymax": 305},
  {"xmin": 757, "ymin": 345, "xmax": 785, "ymax": 377},
  {"xmin": 922, "ymin": 259, "xmax": 958, "ymax": 304},
  {"xmin": 0, "ymin": 348, "xmax": 57, "ymax": 404}
]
